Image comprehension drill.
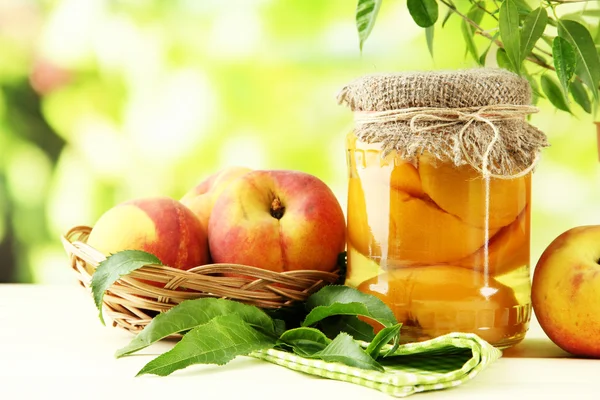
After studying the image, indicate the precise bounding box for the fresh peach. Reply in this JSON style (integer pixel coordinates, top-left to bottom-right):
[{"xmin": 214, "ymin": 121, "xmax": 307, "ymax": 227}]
[
  {"xmin": 87, "ymin": 196, "xmax": 210, "ymax": 277},
  {"xmin": 208, "ymin": 170, "xmax": 346, "ymax": 273},
  {"xmin": 180, "ymin": 166, "xmax": 252, "ymax": 233},
  {"xmin": 532, "ymin": 226, "xmax": 600, "ymax": 358},
  {"xmin": 418, "ymin": 153, "xmax": 529, "ymax": 229},
  {"xmin": 358, "ymin": 266, "xmax": 525, "ymax": 345}
]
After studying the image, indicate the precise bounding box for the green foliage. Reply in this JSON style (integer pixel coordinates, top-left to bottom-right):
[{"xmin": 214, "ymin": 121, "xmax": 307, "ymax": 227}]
[
  {"xmin": 355, "ymin": 0, "xmax": 600, "ymax": 115},
  {"xmin": 541, "ymin": 74, "xmax": 570, "ymax": 113},
  {"xmin": 558, "ymin": 19, "xmax": 600, "ymax": 103},
  {"xmin": 520, "ymin": 8, "xmax": 548, "ymax": 63},
  {"xmin": 304, "ymin": 285, "xmax": 398, "ymax": 328},
  {"xmin": 356, "ymin": 0, "xmax": 383, "ymax": 50},
  {"xmin": 116, "ymin": 297, "xmax": 277, "ymax": 358},
  {"xmin": 278, "ymin": 327, "xmax": 332, "ymax": 356},
  {"xmin": 91, "ymin": 250, "xmax": 162, "ymax": 325},
  {"xmin": 570, "ymin": 79, "xmax": 592, "ymax": 113},
  {"xmin": 365, "ymin": 323, "xmax": 402, "ymax": 358},
  {"xmin": 499, "ymin": 0, "xmax": 521, "ymax": 74},
  {"xmin": 407, "ymin": 0, "xmax": 439, "ymax": 28},
  {"xmin": 98, "ymin": 254, "xmax": 401, "ymax": 377},
  {"xmin": 136, "ymin": 314, "xmax": 277, "ymax": 377},
  {"xmin": 552, "ymin": 37, "xmax": 577, "ymax": 97},
  {"xmin": 309, "ymin": 332, "xmax": 384, "ymax": 371}
]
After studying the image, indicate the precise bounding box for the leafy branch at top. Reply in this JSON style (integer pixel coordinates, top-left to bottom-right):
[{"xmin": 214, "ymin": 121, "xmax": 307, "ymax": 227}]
[{"xmin": 355, "ymin": 0, "xmax": 600, "ymax": 117}]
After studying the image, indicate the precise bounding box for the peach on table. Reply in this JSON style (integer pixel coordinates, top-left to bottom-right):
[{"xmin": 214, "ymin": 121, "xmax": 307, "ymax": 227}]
[{"xmin": 532, "ymin": 225, "xmax": 600, "ymax": 358}]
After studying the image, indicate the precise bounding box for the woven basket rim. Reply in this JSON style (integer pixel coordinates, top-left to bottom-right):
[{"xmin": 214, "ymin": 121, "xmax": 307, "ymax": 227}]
[{"xmin": 61, "ymin": 225, "xmax": 343, "ymax": 334}]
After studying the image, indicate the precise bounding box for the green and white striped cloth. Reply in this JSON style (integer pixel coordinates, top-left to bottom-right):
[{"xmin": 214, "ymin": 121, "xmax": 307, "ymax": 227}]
[{"xmin": 250, "ymin": 332, "xmax": 502, "ymax": 397}]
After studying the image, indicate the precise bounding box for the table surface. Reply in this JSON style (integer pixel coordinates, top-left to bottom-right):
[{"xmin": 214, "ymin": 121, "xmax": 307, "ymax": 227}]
[{"xmin": 1, "ymin": 284, "xmax": 599, "ymax": 399}]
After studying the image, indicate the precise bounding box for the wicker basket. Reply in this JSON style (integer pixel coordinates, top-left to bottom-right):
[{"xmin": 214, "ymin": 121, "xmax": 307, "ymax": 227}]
[{"xmin": 61, "ymin": 225, "xmax": 342, "ymax": 334}]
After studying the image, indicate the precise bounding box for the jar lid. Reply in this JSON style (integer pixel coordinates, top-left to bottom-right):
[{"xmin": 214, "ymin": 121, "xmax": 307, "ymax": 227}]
[
  {"xmin": 337, "ymin": 68, "xmax": 549, "ymax": 177},
  {"xmin": 337, "ymin": 68, "xmax": 531, "ymax": 111}
]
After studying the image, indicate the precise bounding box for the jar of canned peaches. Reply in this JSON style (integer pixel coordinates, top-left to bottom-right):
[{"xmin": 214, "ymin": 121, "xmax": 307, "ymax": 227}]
[{"xmin": 338, "ymin": 69, "xmax": 549, "ymax": 349}]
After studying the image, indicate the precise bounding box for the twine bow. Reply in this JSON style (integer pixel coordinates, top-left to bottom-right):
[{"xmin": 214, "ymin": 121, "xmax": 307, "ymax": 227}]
[{"xmin": 352, "ymin": 104, "xmax": 540, "ymax": 179}]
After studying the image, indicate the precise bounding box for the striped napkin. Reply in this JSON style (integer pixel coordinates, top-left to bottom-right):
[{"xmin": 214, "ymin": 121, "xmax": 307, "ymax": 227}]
[{"xmin": 250, "ymin": 332, "xmax": 501, "ymax": 397}]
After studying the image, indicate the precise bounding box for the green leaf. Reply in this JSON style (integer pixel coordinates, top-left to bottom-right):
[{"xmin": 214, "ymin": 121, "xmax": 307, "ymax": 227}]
[
  {"xmin": 479, "ymin": 32, "xmax": 499, "ymax": 66},
  {"xmin": 462, "ymin": 20, "xmax": 479, "ymax": 63},
  {"xmin": 425, "ymin": 25, "xmax": 435, "ymax": 58},
  {"xmin": 499, "ymin": 0, "xmax": 521, "ymax": 74},
  {"xmin": 407, "ymin": 0, "xmax": 438, "ymax": 28},
  {"xmin": 541, "ymin": 74, "xmax": 570, "ymax": 112},
  {"xmin": 115, "ymin": 298, "xmax": 276, "ymax": 358},
  {"xmin": 278, "ymin": 327, "xmax": 331, "ymax": 357},
  {"xmin": 91, "ymin": 250, "xmax": 162, "ymax": 325},
  {"xmin": 356, "ymin": 0, "xmax": 383, "ymax": 51},
  {"xmin": 318, "ymin": 315, "xmax": 376, "ymax": 342},
  {"xmin": 520, "ymin": 7, "xmax": 548, "ymax": 62},
  {"xmin": 522, "ymin": 69, "xmax": 545, "ymax": 104},
  {"xmin": 304, "ymin": 285, "xmax": 397, "ymax": 328},
  {"xmin": 558, "ymin": 19, "xmax": 600, "ymax": 102},
  {"xmin": 313, "ymin": 332, "xmax": 384, "ymax": 372},
  {"xmin": 460, "ymin": 2, "xmax": 485, "ymax": 64},
  {"xmin": 570, "ymin": 79, "xmax": 592, "ymax": 113},
  {"xmin": 513, "ymin": 0, "xmax": 532, "ymax": 14},
  {"xmin": 441, "ymin": 7, "xmax": 453, "ymax": 28},
  {"xmin": 365, "ymin": 323, "xmax": 402, "ymax": 358},
  {"xmin": 552, "ymin": 36, "xmax": 577, "ymax": 97},
  {"xmin": 467, "ymin": 2, "xmax": 485, "ymax": 26},
  {"xmin": 496, "ymin": 48, "xmax": 513, "ymax": 71},
  {"xmin": 136, "ymin": 314, "xmax": 276, "ymax": 377}
]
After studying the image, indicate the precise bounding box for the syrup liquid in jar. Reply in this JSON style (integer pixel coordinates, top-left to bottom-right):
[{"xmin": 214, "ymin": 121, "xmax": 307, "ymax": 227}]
[{"xmin": 345, "ymin": 132, "xmax": 532, "ymax": 348}]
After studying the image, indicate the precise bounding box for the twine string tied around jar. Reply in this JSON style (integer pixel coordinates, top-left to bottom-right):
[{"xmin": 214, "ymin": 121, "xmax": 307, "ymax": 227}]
[{"xmin": 352, "ymin": 104, "xmax": 540, "ymax": 180}]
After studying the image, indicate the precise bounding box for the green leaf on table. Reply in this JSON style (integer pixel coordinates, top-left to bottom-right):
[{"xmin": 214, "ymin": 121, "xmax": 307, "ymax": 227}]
[
  {"xmin": 520, "ymin": 7, "xmax": 548, "ymax": 62},
  {"xmin": 558, "ymin": 19, "xmax": 600, "ymax": 102},
  {"xmin": 425, "ymin": 25, "xmax": 435, "ymax": 58},
  {"xmin": 91, "ymin": 250, "xmax": 162, "ymax": 326},
  {"xmin": 365, "ymin": 323, "xmax": 402, "ymax": 358},
  {"xmin": 553, "ymin": 36, "xmax": 577, "ymax": 96},
  {"xmin": 318, "ymin": 315, "xmax": 376, "ymax": 342},
  {"xmin": 303, "ymin": 285, "xmax": 397, "ymax": 329},
  {"xmin": 136, "ymin": 314, "xmax": 276, "ymax": 377},
  {"xmin": 115, "ymin": 297, "xmax": 276, "ymax": 358},
  {"xmin": 499, "ymin": 0, "xmax": 522, "ymax": 74},
  {"xmin": 312, "ymin": 332, "xmax": 384, "ymax": 372},
  {"xmin": 278, "ymin": 327, "xmax": 332, "ymax": 357},
  {"xmin": 407, "ymin": 0, "xmax": 438, "ymax": 28},
  {"xmin": 570, "ymin": 79, "xmax": 592, "ymax": 113},
  {"xmin": 541, "ymin": 74, "xmax": 570, "ymax": 112},
  {"xmin": 356, "ymin": 0, "xmax": 382, "ymax": 51}
]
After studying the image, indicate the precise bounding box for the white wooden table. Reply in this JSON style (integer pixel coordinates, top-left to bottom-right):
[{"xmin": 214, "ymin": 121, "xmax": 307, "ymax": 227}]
[{"xmin": 1, "ymin": 284, "xmax": 599, "ymax": 399}]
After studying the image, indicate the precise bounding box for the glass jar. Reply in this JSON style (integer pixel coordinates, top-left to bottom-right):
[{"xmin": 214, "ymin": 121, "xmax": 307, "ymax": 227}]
[{"xmin": 345, "ymin": 132, "xmax": 533, "ymax": 349}]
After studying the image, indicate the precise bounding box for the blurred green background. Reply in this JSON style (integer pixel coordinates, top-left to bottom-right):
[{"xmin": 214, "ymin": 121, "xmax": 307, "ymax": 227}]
[{"xmin": 1, "ymin": 0, "xmax": 599, "ymax": 284}]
